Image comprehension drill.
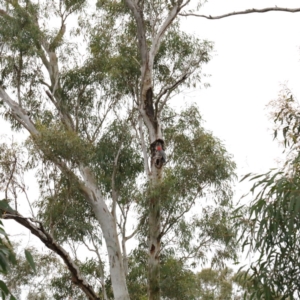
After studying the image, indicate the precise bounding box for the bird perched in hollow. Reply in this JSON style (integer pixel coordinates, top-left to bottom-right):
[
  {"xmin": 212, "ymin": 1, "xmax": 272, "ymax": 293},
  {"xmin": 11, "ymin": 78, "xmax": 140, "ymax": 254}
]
[{"xmin": 156, "ymin": 145, "xmax": 166, "ymax": 164}]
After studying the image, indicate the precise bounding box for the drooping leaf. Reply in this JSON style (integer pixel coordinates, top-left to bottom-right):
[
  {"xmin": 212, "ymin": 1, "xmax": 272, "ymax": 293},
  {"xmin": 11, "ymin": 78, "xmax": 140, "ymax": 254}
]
[
  {"xmin": 25, "ymin": 249, "xmax": 36, "ymax": 274},
  {"xmin": 0, "ymin": 280, "xmax": 9, "ymax": 296}
]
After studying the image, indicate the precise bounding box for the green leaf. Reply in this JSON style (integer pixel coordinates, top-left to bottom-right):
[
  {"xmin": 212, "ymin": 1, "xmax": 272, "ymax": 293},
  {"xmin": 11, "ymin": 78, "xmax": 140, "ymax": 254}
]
[
  {"xmin": 7, "ymin": 251, "xmax": 16, "ymax": 266},
  {"xmin": 240, "ymin": 173, "xmax": 252, "ymax": 182},
  {"xmin": 0, "ymin": 280, "xmax": 9, "ymax": 296},
  {"xmin": 295, "ymin": 198, "xmax": 300, "ymax": 213},
  {"xmin": 25, "ymin": 249, "xmax": 36, "ymax": 274},
  {"xmin": 283, "ymin": 126, "xmax": 289, "ymax": 138},
  {"xmin": 0, "ymin": 228, "xmax": 7, "ymax": 236},
  {"xmin": 0, "ymin": 252, "xmax": 9, "ymax": 273},
  {"xmin": 9, "ymin": 295, "xmax": 17, "ymax": 300},
  {"xmin": 250, "ymin": 172, "xmax": 269, "ymax": 182}
]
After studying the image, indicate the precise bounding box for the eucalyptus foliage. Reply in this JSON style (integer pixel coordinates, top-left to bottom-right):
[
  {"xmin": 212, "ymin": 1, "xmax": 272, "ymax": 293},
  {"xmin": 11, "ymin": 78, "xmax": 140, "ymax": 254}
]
[
  {"xmin": 0, "ymin": 200, "xmax": 38, "ymax": 300},
  {"xmin": 0, "ymin": 221, "xmax": 16, "ymax": 300},
  {"xmin": 237, "ymin": 89, "xmax": 300, "ymax": 299}
]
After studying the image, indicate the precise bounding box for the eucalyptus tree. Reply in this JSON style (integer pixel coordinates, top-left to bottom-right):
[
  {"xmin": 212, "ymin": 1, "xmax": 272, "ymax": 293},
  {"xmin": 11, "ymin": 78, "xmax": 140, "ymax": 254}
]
[
  {"xmin": 2, "ymin": 1, "xmax": 299, "ymax": 300},
  {"xmin": 0, "ymin": 1, "xmax": 216, "ymax": 299},
  {"xmin": 237, "ymin": 89, "xmax": 300, "ymax": 299}
]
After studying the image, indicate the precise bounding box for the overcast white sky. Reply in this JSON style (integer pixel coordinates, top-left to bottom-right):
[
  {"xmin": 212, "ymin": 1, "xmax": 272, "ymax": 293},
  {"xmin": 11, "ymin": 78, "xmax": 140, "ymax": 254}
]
[{"xmin": 180, "ymin": 0, "xmax": 300, "ymax": 199}]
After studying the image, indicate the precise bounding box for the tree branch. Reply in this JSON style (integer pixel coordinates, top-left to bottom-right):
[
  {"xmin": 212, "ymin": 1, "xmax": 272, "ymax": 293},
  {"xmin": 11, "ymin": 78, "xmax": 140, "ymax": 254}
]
[
  {"xmin": 150, "ymin": 3, "xmax": 182, "ymax": 64},
  {"xmin": 49, "ymin": 23, "xmax": 66, "ymax": 52},
  {"xmin": 111, "ymin": 143, "xmax": 123, "ymax": 218},
  {"xmin": 45, "ymin": 89, "xmax": 74, "ymax": 131},
  {"xmin": 83, "ymin": 232, "xmax": 108, "ymax": 300},
  {"xmin": 180, "ymin": 7, "xmax": 300, "ymax": 20},
  {"xmin": 125, "ymin": 226, "xmax": 139, "ymax": 241},
  {"xmin": 124, "ymin": 0, "xmax": 148, "ymax": 66},
  {"xmin": 0, "ymin": 88, "xmax": 38, "ymax": 135},
  {"xmin": 156, "ymin": 71, "xmax": 189, "ymax": 111},
  {"xmin": 160, "ymin": 198, "xmax": 195, "ymax": 238},
  {"xmin": 138, "ymin": 114, "xmax": 150, "ymax": 176},
  {"xmin": 5, "ymin": 156, "xmax": 17, "ymax": 203},
  {"xmin": 2, "ymin": 212, "xmax": 100, "ymax": 300},
  {"xmin": 91, "ymin": 98, "xmax": 116, "ymax": 142}
]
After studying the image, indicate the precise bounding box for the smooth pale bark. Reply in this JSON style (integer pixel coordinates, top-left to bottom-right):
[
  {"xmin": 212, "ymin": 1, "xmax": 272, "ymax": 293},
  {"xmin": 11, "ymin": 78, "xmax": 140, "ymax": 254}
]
[
  {"xmin": 124, "ymin": 1, "xmax": 185, "ymax": 299},
  {"xmin": 0, "ymin": 85, "xmax": 130, "ymax": 299},
  {"xmin": 72, "ymin": 155, "xmax": 132, "ymax": 298},
  {"xmin": 0, "ymin": 88, "xmax": 39, "ymax": 135},
  {"xmin": 79, "ymin": 166, "xmax": 130, "ymax": 300}
]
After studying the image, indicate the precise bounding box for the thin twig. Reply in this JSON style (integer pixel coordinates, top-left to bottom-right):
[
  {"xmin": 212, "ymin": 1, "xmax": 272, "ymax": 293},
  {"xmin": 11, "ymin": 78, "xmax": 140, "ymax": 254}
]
[
  {"xmin": 180, "ymin": 7, "xmax": 300, "ymax": 20},
  {"xmin": 5, "ymin": 156, "xmax": 17, "ymax": 202},
  {"xmin": 111, "ymin": 143, "xmax": 123, "ymax": 218},
  {"xmin": 138, "ymin": 114, "xmax": 150, "ymax": 176}
]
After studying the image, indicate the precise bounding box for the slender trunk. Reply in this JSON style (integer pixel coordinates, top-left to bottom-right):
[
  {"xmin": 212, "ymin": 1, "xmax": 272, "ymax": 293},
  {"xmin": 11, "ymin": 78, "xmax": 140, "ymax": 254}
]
[
  {"xmin": 0, "ymin": 87, "xmax": 130, "ymax": 299},
  {"xmin": 122, "ymin": 2, "xmax": 177, "ymax": 297},
  {"xmin": 147, "ymin": 136, "xmax": 164, "ymax": 300},
  {"xmin": 122, "ymin": 231, "xmax": 129, "ymax": 275},
  {"xmin": 137, "ymin": 69, "xmax": 164, "ymax": 299},
  {"xmin": 148, "ymin": 171, "xmax": 161, "ymax": 300},
  {"xmin": 121, "ymin": 206, "xmax": 138, "ymax": 277}
]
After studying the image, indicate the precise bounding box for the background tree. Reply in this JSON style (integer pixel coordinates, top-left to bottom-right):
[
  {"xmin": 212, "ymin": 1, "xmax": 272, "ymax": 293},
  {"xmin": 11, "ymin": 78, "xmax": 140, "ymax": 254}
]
[{"xmin": 237, "ymin": 87, "xmax": 300, "ymax": 299}]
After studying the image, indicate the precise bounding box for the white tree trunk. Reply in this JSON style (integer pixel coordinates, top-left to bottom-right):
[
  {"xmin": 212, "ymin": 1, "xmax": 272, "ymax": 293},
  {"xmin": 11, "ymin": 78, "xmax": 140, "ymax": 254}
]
[
  {"xmin": 0, "ymin": 88, "xmax": 130, "ymax": 300},
  {"xmin": 80, "ymin": 166, "xmax": 130, "ymax": 300}
]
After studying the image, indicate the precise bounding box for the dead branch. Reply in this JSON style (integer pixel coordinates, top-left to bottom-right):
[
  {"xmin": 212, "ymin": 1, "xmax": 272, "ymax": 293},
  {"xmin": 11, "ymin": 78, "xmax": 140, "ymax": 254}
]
[
  {"xmin": 0, "ymin": 88, "xmax": 38, "ymax": 135},
  {"xmin": 180, "ymin": 7, "xmax": 300, "ymax": 20}
]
